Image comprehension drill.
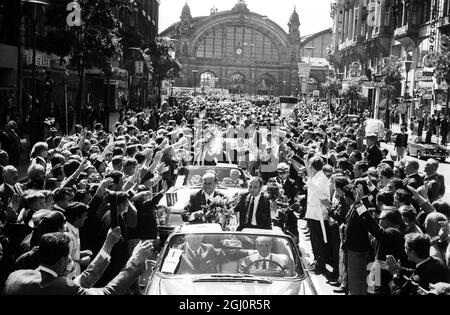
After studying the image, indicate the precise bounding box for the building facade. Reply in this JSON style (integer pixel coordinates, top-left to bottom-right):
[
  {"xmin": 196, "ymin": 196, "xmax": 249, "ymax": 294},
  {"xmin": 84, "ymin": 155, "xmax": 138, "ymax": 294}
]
[
  {"xmin": 329, "ymin": 0, "xmax": 450, "ymax": 122},
  {"xmin": 161, "ymin": 1, "xmax": 331, "ymax": 96},
  {"xmin": 0, "ymin": 0, "xmax": 159, "ymax": 132}
]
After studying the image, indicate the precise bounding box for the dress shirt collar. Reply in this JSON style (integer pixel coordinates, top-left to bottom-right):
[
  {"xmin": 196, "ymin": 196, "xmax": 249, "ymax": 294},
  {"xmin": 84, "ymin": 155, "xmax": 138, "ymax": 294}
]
[
  {"xmin": 66, "ymin": 221, "xmax": 79, "ymax": 236},
  {"xmin": 38, "ymin": 266, "xmax": 58, "ymax": 278},
  {"xmin": 416, "ymin": 257, "xmax": 431, "ymax": 269},
  {"xmin": 258, "ymin": 253, "xmax": 271, "ymax": 260},
  {"xmin": 204, "ymin": 191, "xmax": 214, "ymax": 200}
]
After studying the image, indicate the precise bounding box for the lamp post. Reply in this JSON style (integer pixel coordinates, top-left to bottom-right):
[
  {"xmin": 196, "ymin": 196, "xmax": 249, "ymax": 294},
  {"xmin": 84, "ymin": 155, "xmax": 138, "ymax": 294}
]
[
  {"xmin": 22, "ymin": 0, "xmax": 48, "ymax": 144},
  {"xmin": 404, "ymin": 58, "xmax": 413, "ymax": 125},
  {"xmin": 192, "ymin": 70, "xmax": 198, "ymax": 96},
  {"xmin": 282, "ymin": 80, "xmax": 287, "ymax": 96}
]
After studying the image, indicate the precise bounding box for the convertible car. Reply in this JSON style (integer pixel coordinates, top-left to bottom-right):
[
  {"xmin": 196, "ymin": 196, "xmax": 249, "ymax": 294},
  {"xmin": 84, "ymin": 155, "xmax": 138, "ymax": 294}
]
[
  {"xmin": 141, "ymin": 224, "xmax": 318, "ymax": 295},
  {"xmin": 407, "ymin": 140, "xmax": 449, "ymax": 162},
  {"xmin": 158, "ymin": 164, "xmax": 250, "ymax": 227}
]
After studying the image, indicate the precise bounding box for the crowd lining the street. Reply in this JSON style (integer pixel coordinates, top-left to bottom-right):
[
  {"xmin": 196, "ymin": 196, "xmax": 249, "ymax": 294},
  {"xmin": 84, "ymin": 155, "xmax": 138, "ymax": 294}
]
[{"xmin": 0, "ymin": 92, "xmax": 449, "ymax": 295}]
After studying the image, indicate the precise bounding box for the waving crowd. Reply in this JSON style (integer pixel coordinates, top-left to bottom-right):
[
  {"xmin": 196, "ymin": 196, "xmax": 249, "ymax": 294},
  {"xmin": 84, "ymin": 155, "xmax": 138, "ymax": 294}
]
[{"xmin": 0, "ymin": 92, "xmax": 449, "ymax": 295}]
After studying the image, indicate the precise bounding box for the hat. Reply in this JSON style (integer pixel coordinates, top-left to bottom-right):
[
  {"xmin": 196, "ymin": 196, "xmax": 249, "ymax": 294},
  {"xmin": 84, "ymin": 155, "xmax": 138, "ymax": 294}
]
[
  {"xmin": 29, "ymin": 209, "xmax": 52, "ymax": 228},
  {"xmin": 366, "ymin": 133, "xmax": 378, "ymax": 139},
  {"xmin": 277, "ymin": 163, "xmax": 290, "ymax": 172}
]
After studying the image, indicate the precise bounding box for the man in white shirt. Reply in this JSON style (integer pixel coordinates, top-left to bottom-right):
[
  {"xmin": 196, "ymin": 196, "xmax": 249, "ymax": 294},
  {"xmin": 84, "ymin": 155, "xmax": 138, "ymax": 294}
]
[
  {"xmin": 65, "ymin": 202, "xmax": 93, "ymax": 279},
  {"xmin": 302, "ymin": 155, "xmax": 330, "ymax": 274}
]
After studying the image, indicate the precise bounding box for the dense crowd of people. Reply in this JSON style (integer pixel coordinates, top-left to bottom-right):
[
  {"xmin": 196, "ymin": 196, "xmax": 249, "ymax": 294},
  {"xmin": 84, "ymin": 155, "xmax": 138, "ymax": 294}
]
[{"xmin": 0, "ymin": 92, "xmax": 449, "ymax": 295}]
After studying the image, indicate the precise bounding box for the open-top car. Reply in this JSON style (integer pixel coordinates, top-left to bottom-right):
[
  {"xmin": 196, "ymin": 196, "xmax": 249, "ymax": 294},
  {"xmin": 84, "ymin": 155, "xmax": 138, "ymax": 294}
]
[
  {"xmin": 141, "ymin": 224, "xmax": 318, "ymax": 295},
  {"xmin": 158, "ymin": 164, "xmax": 250, "ymax": 227},
  {"xmin": 407, "ymin": 138, "xmax": 449, "ymax": 162}
]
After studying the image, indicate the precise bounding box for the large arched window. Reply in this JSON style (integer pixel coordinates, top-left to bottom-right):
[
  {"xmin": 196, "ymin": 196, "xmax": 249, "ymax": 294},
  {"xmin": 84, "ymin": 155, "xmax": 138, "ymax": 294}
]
[{"xmin": 195, "ymin": 26, "xmax": 279, "ymax": 62}]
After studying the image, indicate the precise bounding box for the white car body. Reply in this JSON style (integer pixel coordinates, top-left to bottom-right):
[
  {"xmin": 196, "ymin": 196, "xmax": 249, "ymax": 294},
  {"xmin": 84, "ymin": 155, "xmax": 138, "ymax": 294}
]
[{"xmin": 142, "ymin": 225, "xmax": 318, "ymax": 295}]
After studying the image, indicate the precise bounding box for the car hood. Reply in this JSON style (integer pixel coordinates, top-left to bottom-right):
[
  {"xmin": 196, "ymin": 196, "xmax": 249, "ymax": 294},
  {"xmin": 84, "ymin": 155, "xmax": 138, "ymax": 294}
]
[
  {"xmin": 147, "ymin": 276, "xmax": 305, "ymax": 295},
  {"xmin": 159, "ymin": 187, "xmax": 246, "ymax": 214}
]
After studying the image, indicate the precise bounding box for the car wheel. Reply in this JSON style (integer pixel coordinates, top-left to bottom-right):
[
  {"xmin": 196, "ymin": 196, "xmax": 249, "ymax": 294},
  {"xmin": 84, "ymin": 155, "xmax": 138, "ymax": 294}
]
[{"xmin": 417, "ymin": 151, "xmax": 422, "ymax": 160}]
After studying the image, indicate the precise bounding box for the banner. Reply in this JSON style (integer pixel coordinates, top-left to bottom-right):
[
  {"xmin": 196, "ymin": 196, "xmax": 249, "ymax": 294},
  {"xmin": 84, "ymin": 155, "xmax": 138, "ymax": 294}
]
[{"xmin": 280, "ymin": 97, "xmax": 298, "ymax": 117}]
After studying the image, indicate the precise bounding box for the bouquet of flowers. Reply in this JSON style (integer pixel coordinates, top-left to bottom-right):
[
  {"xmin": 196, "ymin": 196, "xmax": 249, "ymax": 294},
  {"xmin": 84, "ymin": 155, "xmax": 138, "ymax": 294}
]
[{"xmin": 201, "ymin": 195, "xmax": 238, "ymax": 230}]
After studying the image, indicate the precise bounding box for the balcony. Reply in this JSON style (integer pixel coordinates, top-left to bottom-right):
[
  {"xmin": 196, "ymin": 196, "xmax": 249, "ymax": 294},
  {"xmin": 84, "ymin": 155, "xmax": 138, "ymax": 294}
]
[
  {"xmin": 394, "ymin": 24, "xmax": 421, "ymax": 51},
  {"xmin": 338, "ymin": 39, "xmax": 355, "ymax": 51}
]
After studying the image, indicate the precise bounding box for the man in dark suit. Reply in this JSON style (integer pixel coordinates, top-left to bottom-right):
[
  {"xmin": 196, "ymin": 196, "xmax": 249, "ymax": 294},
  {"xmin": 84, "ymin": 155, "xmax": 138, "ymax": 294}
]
[
  {"xmin": 423, "ymin": 159, "xmax": 446, "ymax": 203},
  {"xmin": 3, "ymin": 229, "xmax": 155, "ymax": 295},
  {"xmin": 387, "ymin": 233, "xmax": 449, "ymax": 295},
  {"xmin": 394, "ymin": 124, "xmax": 409, "ymax": 161},
  {"xmin": 364, "ymin": 133, "xmax": 383, "ymax": 168},
  {"xmin": 403, "ymin": 160, "xmax": 424, "ymax": 189},
  {"xmin": 0, "ymin": 121, "xmax": 21, "ymax": 167},
  {"xmin": 235, "ymin": 177, "xmax": 272, "ymax": 231},
  {"xmin": 0, "ymin": 165, "xmax": 25, "ymax": 214},
  {"xmin": 270, "ymin": 163, "xmax": 299, "ymax": 242},
  {"xmin": 176, "ymin": 234, "xmax": 228, "ymax": 274},
  {"xmin": 271, "ymin": 163, "xmax": 297, "ymax": 205},
  {"xmin": 182, "ymin": 173, "xmax": 225, "ymax": 224}
]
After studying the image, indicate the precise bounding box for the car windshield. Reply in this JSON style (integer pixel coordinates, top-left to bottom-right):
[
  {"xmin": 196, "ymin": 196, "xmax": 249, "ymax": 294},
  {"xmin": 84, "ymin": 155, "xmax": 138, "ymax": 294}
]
[
  {"xmin": 158, "ymin": 233, "xmax": 304, "ymax": 279},
  {"xmin": 176, "ymin": 167, "xmax": 248, "ymax": 188}
]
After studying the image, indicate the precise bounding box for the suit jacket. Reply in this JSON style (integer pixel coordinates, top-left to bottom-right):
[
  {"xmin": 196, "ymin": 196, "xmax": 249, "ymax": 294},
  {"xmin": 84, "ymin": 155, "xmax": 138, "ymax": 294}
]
[
  {"xmin": 0, "ymin": 182, "xmax": 25, "ymax": 213},
  {"xmin": 182, "ymin": 190, "xmax": 225, "ymax": 224},
  {"xmin": 272, "ymin": 177, "xmax": 297, "ymax": 205},
  {"xmin": 235, "ymin": 193, "xmax": 272, "ymax": 231},
  {"xmin": 365, "ymin": 145, "xmax": 383, "ymax": 168},
  {"xmin": 392, "ymin": 257, "xmax": 450, "ymax": 295},
  {"xmin": 403, "ymin": 173, "xmax": 424, "ymax": 190},
  {"xmin": 395, "ymin": 133, "xmax": 408, "ymax": 148},
  {"xmin": 424, "ymin": 173, "xmax": 446, "ymax": 203},
  {"xmin": 342, "ymin": 203, "xmax": 371, "ymax": 252},
  {"xmin": 176, "ymin": 243, "xmax": 227, "ymax": 274},
  {"xmin": 3, "ymin": 249, "xmax": 142, "ymax": 295}
]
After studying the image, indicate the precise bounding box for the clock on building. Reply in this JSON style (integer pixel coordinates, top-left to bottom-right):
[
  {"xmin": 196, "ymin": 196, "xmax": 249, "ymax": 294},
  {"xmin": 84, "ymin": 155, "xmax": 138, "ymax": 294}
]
[{"xmin": 236, "ymin": 47, "xmax": 243, "ymax": 55}]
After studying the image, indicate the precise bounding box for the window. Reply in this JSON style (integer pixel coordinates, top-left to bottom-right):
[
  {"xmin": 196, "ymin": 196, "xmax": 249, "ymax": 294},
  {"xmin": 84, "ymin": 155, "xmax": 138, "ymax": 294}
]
[{"xmin": 195, "ymin": 25, "xmax": 279, "ymax": 62}]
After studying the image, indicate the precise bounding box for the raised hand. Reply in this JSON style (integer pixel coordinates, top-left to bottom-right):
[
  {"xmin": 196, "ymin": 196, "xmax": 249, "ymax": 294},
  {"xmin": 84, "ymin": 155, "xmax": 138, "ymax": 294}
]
[{"xmin": 105, "ymin": 226, "xmax": 122, "ymax": 246}]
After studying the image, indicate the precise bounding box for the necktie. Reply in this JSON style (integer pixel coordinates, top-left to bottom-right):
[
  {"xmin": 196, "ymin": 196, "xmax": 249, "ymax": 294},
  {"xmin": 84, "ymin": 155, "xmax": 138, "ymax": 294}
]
[
  {"xmin": 262, "ymin": 260, "xmax": 267, "ymax": 270},
  {"xmin": 247, "ymin": 197, "xmax": 255, "ymax": 225}
]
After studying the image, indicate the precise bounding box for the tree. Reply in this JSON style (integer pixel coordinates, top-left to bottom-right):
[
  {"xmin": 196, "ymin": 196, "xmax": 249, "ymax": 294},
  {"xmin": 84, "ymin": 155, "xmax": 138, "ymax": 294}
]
[
  {"xmin": 340, "ymin": 79, "xmax": 363, "ymax": 114},
  {"xmin": 143, "ymin": 37, "xmax": 183, "ymax": 107},
  {"xmin": 320, "ymin": 77, "xmax": 342, "ymax": 114},
  {"xmin": 37, "ymin": 0, "xmax": 138, "ymax": 125},
  {"xmin": 376, "ymin": 56, "xmax": 403, "ymax": 128},
  {"xmin": 432, "ymin": 34, "xmax": 450, "ymax": 116}
]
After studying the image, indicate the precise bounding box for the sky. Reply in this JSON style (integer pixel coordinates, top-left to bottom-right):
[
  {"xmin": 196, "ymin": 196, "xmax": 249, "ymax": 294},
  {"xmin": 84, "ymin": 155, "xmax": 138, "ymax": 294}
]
[{"xmin": 158, "ymin": 0, "xmax": 334, "ymax": 36}]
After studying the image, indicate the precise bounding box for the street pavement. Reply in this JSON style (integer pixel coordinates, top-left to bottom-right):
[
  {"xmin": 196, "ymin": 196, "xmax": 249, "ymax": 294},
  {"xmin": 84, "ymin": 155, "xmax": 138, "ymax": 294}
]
[{"xmin": 297, "ymin": 220, "xmax": 344, "ymax": 296}]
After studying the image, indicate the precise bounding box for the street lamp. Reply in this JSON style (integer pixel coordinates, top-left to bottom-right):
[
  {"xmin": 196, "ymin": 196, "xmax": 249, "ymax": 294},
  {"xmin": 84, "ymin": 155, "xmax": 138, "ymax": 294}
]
[
  {"xmin": 22, "ymin": 0, "xmax": 48, "ymax": 144},
  {"xmin": 192, "ymin": 70, "xmax": 199, "ymax": 95}
]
